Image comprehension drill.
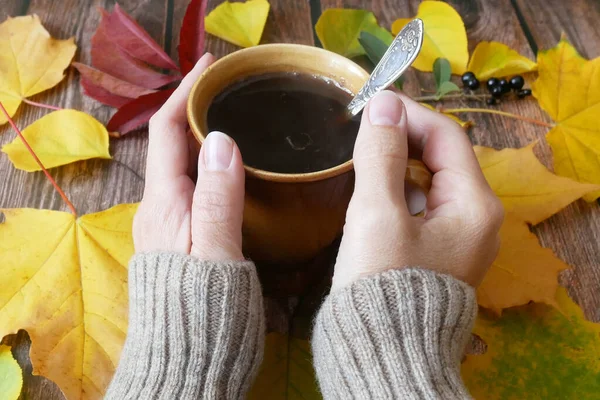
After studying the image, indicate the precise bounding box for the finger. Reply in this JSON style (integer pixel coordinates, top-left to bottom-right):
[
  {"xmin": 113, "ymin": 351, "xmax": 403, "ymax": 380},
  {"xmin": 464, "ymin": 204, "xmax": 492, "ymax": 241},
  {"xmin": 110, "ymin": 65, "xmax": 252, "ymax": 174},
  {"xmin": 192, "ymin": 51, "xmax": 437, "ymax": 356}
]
[
  {"xmin": 191, "ymin": 131, "xmax": 246, "ymax": 261},
  {"xmin": 396, "ymin": 93, "xmax": 483, "ymax": 177},
  {"xmin": 145, "ymin": 53, "xmax": 215, "ymax": 193},
  {"xmin": 352, "ymin": 90, "xmax": 410, "ymax": 215},
  {"xmin": 396, "ymin": 93, "xmax": 494, "ymax": 216}
]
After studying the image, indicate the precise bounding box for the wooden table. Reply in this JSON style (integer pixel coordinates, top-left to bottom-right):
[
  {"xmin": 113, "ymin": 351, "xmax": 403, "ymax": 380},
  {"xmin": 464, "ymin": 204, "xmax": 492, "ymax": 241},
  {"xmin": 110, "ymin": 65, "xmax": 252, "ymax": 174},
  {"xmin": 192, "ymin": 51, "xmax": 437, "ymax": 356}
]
[{"xmin": 1, "ymin": 0, "xmax": 599, "ymax": 398}]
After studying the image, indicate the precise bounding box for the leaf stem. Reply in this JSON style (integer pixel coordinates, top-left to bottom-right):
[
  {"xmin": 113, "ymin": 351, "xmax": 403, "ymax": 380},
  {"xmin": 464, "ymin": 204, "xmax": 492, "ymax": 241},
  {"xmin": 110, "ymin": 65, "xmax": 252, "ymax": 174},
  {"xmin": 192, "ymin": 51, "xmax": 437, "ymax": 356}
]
[
  {"xmin": 0, "ymin": 101, "xmax": 77, "ymax": 216},
  {"xmin": 442, "ymin": 107, "xmax": 555, "ymax": 128},
  {"xmin": 415, "ymin": 93, "xmax": 490, "ymax": 102},
  {"xmin": 22, "ymin": 98, "xmax": 63, "ymax": 111}
]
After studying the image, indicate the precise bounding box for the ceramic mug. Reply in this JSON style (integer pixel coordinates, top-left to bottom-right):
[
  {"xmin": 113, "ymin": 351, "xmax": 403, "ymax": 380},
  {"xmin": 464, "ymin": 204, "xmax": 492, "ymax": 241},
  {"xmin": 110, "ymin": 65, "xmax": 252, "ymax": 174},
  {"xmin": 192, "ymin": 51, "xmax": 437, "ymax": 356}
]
[{"xmin": 187, "ymin": 44, "xmax": 431, "ymax": 263}]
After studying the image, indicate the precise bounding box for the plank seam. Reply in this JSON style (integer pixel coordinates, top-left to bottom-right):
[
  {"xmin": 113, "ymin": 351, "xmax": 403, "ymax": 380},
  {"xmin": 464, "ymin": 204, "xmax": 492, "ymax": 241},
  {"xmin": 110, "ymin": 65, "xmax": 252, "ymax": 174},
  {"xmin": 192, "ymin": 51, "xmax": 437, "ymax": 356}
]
[
  {"xmin": 510, "ymin": 0, "xmax": 539, "ymax": 55},
  {"xmin": 309, "ymin": 0, "xmax": 322, "ymax": 47}
]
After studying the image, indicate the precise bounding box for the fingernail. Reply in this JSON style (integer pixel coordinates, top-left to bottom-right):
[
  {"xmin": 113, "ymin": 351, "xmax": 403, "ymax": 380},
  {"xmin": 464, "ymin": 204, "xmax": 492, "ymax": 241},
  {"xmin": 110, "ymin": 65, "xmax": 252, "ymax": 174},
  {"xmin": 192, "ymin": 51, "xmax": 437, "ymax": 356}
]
[
  {"xmin": 204, "ymin": 131, "xmax": 234, "ymax": 171},
  {"xmin": 368, "ymin": 90, "xmax": 404, "ymax": 126}
]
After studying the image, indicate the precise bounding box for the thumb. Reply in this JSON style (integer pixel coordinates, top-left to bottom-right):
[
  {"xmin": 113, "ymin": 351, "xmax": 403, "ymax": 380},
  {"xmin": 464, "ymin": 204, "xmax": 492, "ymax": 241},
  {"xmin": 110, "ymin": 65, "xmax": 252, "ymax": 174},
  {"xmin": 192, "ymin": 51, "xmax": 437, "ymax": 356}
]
[
  {"xmin": 352, "ymin": 90, "xmax": 409, "ymax": 214},
  {"xmin": 191, "ymin": 131, "xmax": 246, "ymax": 260}
]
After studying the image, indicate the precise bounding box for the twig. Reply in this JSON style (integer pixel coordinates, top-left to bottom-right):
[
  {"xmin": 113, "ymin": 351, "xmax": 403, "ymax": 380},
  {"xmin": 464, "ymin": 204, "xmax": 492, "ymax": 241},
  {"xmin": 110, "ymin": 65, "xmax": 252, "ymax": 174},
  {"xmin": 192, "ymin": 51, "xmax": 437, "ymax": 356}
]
[
  {"xmin": 415, "ymin": 93, "xmax": 491, "ymax": 102},
  {"xmin": 0, "ymin": 101, "xmax": 77, "ymax": 216},
  {"xmin": 442, "ymin": 107, "xmax": 555, "ymax": 128}
]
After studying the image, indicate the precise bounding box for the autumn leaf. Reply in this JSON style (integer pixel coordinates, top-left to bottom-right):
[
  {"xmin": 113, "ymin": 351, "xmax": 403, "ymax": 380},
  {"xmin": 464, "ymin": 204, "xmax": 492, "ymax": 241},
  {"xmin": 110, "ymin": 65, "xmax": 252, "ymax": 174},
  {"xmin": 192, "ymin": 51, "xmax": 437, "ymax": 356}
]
[
  {"xmin": 475, "ymin": 144, "xmax": 599, "ymax": 225},
  {"xmin": 248, "ymin": 333, "xmax": 321, "ymax": 399},
  {"xmin": 179, "ymin": 0, "xmax": 209, "ymax": 75},
  {"xmin": 73, "ymin": 63, "xmax": 156, "ymax": 108},
  {"xmin": 467, "ymin": 41, "xmax": 537, "ymax": 80},
  {"xmin": 477, "ymin": 214, "xmax": 569, "ymax": 313},
  {"xmin": 0, "ymin": 204, "xmax": 138, "ymax": 400},
  {"xmin": 532, "ymin": 38, "xmax": 600, "ymax": 201},
  {"xmin": 90, "ymin": 9, "xmax": 179, "ymax": 90},
  {"xmin": 105, "ymin": 4, "xmax": 179, "ymax": 70},
  {"xmin": 392, "ymin": 1, "xmax": 467, "ymax": 74},
  {"xmin": 0, "ymin": 15, "xmax": 76, "ymax": 125},
  {"xmin": 205, "ymin": 0, "xmax": 271, "ymax": 48},
  {"xmin": 0, "ymin": 345, "xmax": 22, "ymax": 400},
  {"xmin": 462, "ymin": 288, "xmax": 600, "ymax": 399},
  {"xmin": 2, "ymin": 110, "xmax": 111, "ymax": 172},
  {"xmin": 107, "ymin": 89, "xmax": 174, "ymax": 134},
  {"xmin": 316, "ymin": 9, "xmax": 393, "ymax": 58}
]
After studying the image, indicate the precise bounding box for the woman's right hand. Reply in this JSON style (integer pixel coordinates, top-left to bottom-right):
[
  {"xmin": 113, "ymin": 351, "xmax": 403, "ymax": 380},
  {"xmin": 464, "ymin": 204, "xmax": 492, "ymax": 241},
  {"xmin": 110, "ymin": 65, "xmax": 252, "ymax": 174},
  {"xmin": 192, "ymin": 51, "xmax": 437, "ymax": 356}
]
[{"xmin": 332, "ymin": 90, "xmax": 504, "ymax": 291}]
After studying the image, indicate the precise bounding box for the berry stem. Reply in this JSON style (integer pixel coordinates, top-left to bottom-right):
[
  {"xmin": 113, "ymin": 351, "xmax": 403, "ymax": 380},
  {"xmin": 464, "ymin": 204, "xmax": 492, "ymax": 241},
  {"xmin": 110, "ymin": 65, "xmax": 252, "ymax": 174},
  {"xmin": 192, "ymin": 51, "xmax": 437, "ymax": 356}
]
[
  {"xmin": 22, "ymin": 98, "xmax": 63, "ymax": 111},
  {"xmin": 0, "ymin": 101, "xmax": 77, "ymax": 216},
  {"xmin": 414, "ymin": 93, "xmax": 491, "ymax": 102},
  {"xmin": 442, "ymin": 107, "xmax": 555, "ymax": 128}
]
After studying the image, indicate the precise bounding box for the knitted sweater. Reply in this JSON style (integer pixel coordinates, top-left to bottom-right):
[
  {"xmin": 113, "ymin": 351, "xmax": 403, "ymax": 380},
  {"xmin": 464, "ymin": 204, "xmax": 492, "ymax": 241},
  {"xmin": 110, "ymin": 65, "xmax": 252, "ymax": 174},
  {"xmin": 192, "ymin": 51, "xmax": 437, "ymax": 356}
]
[{"xmin": 106, "ymin": 253, "xmax": 476, "ymax": 399}]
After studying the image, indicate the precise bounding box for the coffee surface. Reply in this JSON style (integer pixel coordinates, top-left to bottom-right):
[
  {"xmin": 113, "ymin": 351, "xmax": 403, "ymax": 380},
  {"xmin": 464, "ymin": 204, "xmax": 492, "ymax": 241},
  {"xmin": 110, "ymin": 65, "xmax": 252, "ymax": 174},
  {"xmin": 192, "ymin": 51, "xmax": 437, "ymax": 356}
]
[{"xmin": 207, "ymin": 72, "xmax": 360, "ymax": 174}]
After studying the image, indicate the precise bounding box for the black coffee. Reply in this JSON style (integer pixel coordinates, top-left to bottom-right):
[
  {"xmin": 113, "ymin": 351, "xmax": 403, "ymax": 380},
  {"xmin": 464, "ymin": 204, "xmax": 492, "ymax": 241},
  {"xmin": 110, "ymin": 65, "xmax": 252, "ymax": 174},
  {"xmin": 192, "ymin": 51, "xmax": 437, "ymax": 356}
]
[{"xmin": 206, "ymin": 72, "xmax": 360, "ymax": 173}]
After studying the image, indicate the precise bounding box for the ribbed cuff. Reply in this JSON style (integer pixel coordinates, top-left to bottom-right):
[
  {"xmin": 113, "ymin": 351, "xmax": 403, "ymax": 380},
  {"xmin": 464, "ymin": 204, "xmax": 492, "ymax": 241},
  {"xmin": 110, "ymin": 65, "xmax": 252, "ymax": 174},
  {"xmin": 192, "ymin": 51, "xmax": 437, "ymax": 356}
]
[
  {"xmin": 106, "ymin": 253, "xmax": 265, "ymax": 400},
  {"xmin": 312, "ymin": 268, "xmax": 476, "ymax": 399}
]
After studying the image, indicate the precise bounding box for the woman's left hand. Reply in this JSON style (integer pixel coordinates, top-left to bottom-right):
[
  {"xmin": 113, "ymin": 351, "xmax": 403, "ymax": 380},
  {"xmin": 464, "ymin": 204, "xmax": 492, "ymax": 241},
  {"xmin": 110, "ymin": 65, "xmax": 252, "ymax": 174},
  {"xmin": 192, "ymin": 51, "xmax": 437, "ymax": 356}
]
[{"xmin": 133, "ymin": 53, "xmax": 247, "ymax": 261}]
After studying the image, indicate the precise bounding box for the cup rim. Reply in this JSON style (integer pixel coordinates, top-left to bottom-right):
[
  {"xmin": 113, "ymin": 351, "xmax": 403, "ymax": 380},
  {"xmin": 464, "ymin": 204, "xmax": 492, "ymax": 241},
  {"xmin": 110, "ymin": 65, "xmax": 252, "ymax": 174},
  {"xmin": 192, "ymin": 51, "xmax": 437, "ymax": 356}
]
[{"xmin": 187, "ymin": 43, "xmax": 368, "ymax": 183}]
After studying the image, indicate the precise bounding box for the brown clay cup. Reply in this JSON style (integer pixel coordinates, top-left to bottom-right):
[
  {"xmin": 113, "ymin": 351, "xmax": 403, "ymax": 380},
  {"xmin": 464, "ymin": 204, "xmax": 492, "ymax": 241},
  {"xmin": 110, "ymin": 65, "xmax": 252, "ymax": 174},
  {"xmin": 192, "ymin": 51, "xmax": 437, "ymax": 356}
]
[{"xmin": 187, "ymin": 44, "xmax": 431, "ymax": 264}]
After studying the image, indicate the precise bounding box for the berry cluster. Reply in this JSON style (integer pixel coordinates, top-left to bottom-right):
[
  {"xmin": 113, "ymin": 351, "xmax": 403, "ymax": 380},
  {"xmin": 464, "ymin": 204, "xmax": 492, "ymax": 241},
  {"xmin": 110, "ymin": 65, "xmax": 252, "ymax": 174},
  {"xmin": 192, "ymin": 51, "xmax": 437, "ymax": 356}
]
[{"xmin": 460, "ymin": 72, "xmax": 532, "ymax": 105}]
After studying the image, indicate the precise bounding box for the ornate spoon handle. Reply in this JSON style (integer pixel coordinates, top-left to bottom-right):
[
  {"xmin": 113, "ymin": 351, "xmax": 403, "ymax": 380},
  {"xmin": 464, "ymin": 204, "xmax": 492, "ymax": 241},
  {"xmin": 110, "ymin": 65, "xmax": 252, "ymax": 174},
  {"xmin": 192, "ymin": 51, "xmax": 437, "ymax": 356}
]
[{"xmin": 346, "ymin": 18, "xmax": 424, "ymax": 117}]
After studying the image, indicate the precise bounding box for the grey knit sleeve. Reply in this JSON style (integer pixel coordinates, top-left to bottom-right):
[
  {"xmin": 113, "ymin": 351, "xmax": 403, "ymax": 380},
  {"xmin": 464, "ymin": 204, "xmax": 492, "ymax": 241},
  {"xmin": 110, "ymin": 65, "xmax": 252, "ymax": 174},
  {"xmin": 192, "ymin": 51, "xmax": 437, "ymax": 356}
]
[
  {"xmin": 312, "ymin": 268, "xmax": 476, "ymax": 399},
  {"xmin": 105, "ymin": 253, "xmax": 265, "ymax": 400}
]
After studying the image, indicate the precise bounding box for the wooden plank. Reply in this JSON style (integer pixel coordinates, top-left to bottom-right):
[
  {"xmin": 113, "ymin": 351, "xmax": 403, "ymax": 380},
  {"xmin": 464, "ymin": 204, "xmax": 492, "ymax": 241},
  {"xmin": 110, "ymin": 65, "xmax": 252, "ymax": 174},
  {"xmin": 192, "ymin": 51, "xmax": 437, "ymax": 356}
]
[
  {"xmin": 170, "ymin": 0, "xmax": 315, "ymax": 63},
  {"xmin": 0, "ymin": 0, "xmax": 171, "ymax": 398},
  {"xmin": 0, "ymin": 0, "xmax": 26, "ymax": 19},
  {"xmin": 512, "ymin": 0, "xmax": 600, "ymax": 321},
  {"xmin": 515, "ymin": 0, "xmax": 600, "ymax": 58},
  {"xmin": 319, "ymin": 0, "xmax": 600, "ymax": 321}
]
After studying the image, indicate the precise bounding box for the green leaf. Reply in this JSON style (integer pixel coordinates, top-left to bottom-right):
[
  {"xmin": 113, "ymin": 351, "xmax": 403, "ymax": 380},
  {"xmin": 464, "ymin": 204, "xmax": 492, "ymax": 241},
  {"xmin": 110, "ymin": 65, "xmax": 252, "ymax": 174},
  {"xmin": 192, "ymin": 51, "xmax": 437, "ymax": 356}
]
[
  {"xmin": 248, "ymin": 333, "xmax": 321, "ymax": 399},
  {"xmin": 315, "ymin": 9, "xmax": 393, "ymax": 58},
  {"xmin": 435, "ymin": 81, "xmax": 460, "ymax": 99},
  {"xmin": 358, "ymin": 31, "xmax": 405, "ymax": 90},
  {"xmin": 433, "ymin": 57, "xmax": 452, "ymax": 90}
]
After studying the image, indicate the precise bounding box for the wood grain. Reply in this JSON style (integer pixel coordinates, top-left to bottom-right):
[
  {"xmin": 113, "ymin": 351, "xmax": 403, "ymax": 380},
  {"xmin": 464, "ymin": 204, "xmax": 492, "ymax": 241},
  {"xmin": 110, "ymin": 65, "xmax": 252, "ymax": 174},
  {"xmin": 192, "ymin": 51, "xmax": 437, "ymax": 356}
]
[
  {"xmin": 515, "ymin": 0, "xmax": 600, "ymax": 58},
  {"xmin": 320, "ymin": 0, "xmax": 600, "ymax": 323},
  {"xmin": 0, "ymin": 0, "xmax": 26, "ymax": 19}
]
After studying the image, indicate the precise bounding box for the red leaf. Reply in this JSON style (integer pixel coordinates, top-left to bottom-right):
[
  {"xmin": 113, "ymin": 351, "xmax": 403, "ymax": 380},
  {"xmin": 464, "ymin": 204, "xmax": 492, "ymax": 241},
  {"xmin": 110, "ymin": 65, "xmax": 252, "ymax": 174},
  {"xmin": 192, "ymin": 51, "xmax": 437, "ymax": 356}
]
[
  {"xmin": 91, "ymin": 11, "xmax": 179, "ymax": 89},
  {"xmin": 109, "ymin": 4, "xmax": 179, "ymax": 70},
  {"xmin": 73, "ymin": 62, "xmax": 156, "ymax": 107},
  {"xmin": 107, "ymin": 89, "xmax": 174, "ymax": 134},
  {"xmin": 179, "ymin": 0, "xmax": 208, "ymax": 76}
]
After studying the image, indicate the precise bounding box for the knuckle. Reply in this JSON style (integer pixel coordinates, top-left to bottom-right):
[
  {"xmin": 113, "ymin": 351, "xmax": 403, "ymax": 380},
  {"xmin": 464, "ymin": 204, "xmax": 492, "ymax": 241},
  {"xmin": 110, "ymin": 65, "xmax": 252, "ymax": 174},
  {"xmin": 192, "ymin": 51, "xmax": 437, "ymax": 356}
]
[{"xmin": 469, "ymin": 194, "xmax": 504, "ymax": 232}]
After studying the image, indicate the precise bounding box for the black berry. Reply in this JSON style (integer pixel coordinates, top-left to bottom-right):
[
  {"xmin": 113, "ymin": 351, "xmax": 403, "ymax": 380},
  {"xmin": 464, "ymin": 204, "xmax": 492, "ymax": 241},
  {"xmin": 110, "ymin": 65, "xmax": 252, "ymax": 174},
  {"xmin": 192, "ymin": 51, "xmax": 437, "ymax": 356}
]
[
  {"xmin": 517, "ymin": 88, "xmax": 532, "ymax": 98},
  {"xmin": 461, "ymin": 71, "xmax": 476, "ymax": 86},
  {"xmin": 509, "ymin": 75, "xmax": 525, "ymax": 90},
  {"xmin": 499, "ymin": 79, "xmax": 511, "ymax": 94},
  {"xmin": 486, "ymin": 97, "xmax": 498, "ymax": 105},
  {"xmin": 490, "ymin": 85, "xmax": 503, "ymax": 98},
  {"xmin": 486, "ymin": 77, "xmax": 500, "ymax": 90},
  {"xmin": 466, "ymin": 78, "xmax": 480, "ymax": 90}
]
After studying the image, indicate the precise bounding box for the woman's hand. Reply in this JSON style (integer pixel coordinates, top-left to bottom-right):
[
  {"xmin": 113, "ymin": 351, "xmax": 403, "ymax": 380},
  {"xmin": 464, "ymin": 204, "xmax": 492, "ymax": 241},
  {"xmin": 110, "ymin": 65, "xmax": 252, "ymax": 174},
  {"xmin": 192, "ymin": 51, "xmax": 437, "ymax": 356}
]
[
  {"xmin": 133, "ymin": 53, "xmax": 246, "ymax": 261},
  {"xmin": 332, "ymin": 90, "xmax": 504, "ymax": 291}
]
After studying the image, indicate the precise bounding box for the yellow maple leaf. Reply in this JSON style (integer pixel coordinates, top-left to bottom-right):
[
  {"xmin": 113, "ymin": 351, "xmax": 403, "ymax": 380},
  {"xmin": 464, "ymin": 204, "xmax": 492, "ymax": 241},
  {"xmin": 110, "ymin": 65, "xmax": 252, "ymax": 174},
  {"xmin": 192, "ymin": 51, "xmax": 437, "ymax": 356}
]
[
  {"xmin": 0, "ymin": 204, "xmax": 138, "ymax": 400},
  {"xmin": 532, "ymin": 38, "xmax": 600, "ymax": 201},
  {"xmin": 2, "ymin": 110, "xmax": 111, "ymax": 172},
  {"xmin": 0, "ymin": 15, "xmax": 76, "ymax": 125},
  {"xmin": 248, "ymin": 332, "xmax": 320, "ymax": 399},
  {"xmin": 0, "ymin": 345, "xmax": 22, "ymax": 400},
  {"xmin": 477, "ymin": 214, "xmax": 569, "ymax": 313},
  {"xmin": 462, "ymin": 288, "xmax": 600, "ymax": 399},
  {"xmin": 475, "ymin": 144, "xmax": 599, "ymax": 225},
  {"xmin": 392, "ymin": 1, "xmax": 468, "ymax": 74},
  {"xmin": 315, "ymin": 9, "xmax": 393, "ymax": 58},
  {"xmin": 467, "ymin": 41, "xmax": 537, "ymax": 80},
  {"xmin": 205, "ymin": 0, "xmax": 270, "ymax": 48}
]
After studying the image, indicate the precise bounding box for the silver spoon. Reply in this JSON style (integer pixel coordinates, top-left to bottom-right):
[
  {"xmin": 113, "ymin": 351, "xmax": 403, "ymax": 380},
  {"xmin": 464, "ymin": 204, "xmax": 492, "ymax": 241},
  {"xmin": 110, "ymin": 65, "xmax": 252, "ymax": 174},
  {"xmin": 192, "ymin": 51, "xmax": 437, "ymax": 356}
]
[{"xmin": 346, "ymin": 18, "xmax": 424, "ymax": 117}]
